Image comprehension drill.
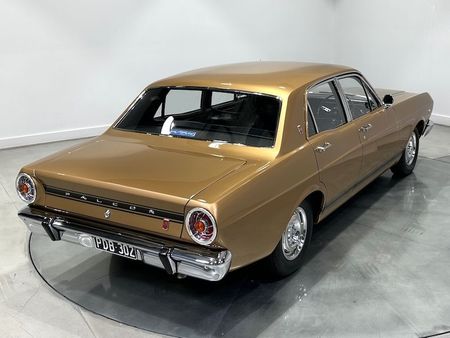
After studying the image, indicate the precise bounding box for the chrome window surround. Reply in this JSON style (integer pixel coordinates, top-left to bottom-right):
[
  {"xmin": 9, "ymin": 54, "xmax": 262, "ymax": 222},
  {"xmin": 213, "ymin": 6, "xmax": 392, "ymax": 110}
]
[
  {"xmin": 307, "ymin": 102, "xmax": 319, "ymax": 135},
  {"xmin": 305, "ymin": 72, "xmax": 383, "ymax": 139}
]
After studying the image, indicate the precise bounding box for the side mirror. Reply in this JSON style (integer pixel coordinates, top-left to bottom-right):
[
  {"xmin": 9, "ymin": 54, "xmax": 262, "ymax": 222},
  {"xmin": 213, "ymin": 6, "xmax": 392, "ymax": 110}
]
[{"xmin": 383, "ymin": 94, "xmax": 394, "ymax": 105}]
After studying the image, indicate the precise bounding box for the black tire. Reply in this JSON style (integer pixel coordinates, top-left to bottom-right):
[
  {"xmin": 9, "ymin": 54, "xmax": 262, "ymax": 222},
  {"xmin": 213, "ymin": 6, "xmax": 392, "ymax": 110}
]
[
  {"xmin": 265, "ymin": 200, "xmax": 313, "ymax": 278},
  {"xmin": 391, "ymin": 128, "xmax": 420, "ymax": 177}
]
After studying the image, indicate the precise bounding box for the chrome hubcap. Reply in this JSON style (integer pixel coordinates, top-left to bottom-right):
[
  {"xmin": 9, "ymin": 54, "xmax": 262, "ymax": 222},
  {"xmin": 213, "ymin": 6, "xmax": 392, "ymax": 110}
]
[
  {"xmin": 282, "ymin": 207, "xmax": 308, "ymax": 260},
  {"xmin": 405, "ymin": 132, "xmax": 417, "ymax": 166}
]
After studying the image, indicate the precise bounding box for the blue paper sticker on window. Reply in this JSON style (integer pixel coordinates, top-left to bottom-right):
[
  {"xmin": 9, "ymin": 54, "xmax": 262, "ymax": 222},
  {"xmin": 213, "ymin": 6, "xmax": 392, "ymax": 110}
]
[{"xmin": 170, "ymin": 129, "xmax": 197, "ymax": 138}]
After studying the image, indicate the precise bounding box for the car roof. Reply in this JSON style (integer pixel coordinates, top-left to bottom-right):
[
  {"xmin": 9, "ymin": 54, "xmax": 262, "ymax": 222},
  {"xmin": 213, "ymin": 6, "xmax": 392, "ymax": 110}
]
[{"xmin": 149, "ymin": 61, "xmax": 355, "ymax": 97}]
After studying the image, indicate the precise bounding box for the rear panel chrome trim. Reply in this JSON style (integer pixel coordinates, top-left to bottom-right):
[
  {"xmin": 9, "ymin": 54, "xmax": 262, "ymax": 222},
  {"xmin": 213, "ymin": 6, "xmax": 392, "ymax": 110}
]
[{"xmin": 45, "ymin": 186, "xmax": 184, "ymax": 223}]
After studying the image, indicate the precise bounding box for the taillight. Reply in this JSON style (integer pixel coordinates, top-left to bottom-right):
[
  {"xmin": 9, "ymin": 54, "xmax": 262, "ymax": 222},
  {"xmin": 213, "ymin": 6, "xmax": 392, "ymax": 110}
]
[
  {"xmin": 185, "ymin": 208, "xmax": 217, "ymax": 245},
  {"xmin": 16, "ymin": 173, "xmax": 37, "ymax": 203}
]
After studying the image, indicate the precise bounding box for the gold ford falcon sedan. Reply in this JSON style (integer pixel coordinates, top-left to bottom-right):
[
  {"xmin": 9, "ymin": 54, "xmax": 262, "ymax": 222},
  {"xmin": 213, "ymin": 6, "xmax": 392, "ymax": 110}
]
[{"xmin": 16, "ymin": 62, "xmax": 434, "ymax": 281}]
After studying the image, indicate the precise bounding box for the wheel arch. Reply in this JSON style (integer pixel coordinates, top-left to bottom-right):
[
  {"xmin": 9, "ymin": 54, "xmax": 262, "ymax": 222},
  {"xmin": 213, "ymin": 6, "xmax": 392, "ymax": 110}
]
[
  {"xmin": 415, "ymin": 119, "xmax": 425, "ymax": 137},
  {"xmin": 303, "ymin": 190, "xmax": 325, "ymax": 224}
]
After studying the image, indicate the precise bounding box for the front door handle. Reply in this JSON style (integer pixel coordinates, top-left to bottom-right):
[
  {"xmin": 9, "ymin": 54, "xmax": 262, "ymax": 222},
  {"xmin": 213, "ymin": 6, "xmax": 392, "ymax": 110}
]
[
  {"xmin": 359, "ymin": 123, "xmax": 373, "ymax": 132},
  {"xmin": 315, "ymin": 142, "xmax": 332, "ymax": 153}
]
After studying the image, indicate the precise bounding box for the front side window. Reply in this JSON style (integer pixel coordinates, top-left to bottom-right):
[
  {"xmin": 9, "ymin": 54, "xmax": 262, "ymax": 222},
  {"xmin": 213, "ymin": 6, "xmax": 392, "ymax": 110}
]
[
  {"xmin": 115, "ymin": 88, "xmax": 281, "ymax": 147},
  {"xmin": 338, "ymin": 77, "xmax": 372, "ymax": 119},
  {"xmin": 307, "ymin": 81, "xmax": 347, "ymax": 133}
]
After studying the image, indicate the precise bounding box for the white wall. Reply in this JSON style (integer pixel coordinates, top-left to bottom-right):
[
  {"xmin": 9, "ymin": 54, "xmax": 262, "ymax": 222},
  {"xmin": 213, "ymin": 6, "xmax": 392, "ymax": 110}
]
[
  {"xmin": 333, "ymin": 0, "xmax": 450, "ymax": 126},
  {"xmin": 0, "ymin": 0, "xmax": 335, "ymax": 149},
  {"xmin": 1, "ymin": 0, "xmax": 448, "ymax": 150}
]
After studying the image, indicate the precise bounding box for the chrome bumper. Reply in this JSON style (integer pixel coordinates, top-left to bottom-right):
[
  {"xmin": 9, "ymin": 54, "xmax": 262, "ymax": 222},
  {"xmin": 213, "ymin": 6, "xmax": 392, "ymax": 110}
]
[
  {"xmin": 423, "ymin": 119, "xmax": 434, "ymax": 137},
  {"xmin": 19, "ymin": 206, "xmax": 231, "ymax": 281}
]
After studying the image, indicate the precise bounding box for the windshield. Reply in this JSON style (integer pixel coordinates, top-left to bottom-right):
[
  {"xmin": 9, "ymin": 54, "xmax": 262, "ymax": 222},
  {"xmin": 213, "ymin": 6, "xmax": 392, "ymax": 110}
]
[{"xmin": 115, "ymin": 87, "xmax": 281, "ymax": 147}]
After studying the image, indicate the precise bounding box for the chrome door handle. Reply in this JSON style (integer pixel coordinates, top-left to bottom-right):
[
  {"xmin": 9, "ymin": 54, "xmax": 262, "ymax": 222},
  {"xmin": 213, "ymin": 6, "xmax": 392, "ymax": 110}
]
[
  {"xmin": 315, "ymin": 142, "xmax": 332, "ymax": 153},
  {"xmin": 359, "ymin": 123, "xmax": 373, "ymax": 132}
]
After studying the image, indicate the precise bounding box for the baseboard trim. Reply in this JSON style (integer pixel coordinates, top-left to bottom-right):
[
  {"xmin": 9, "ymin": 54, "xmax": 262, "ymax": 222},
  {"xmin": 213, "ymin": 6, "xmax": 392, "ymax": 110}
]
[
  {"xmin": 1, "ymin": 113, "xmax": 447, "ymax": 150},
  {"xmin": 0, "ymin": 125, "xmax": 109, "ymax": 150},
  {"xmin": 432, "ymin": 113, "xmax": 450, "ymax": 127}
]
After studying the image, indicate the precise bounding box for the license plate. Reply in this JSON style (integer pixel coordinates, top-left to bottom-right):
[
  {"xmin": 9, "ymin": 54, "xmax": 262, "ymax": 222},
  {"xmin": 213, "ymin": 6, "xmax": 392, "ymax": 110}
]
[{"xmin": 93, "ymin": 237, "xmax": 139, "ymax": 260}]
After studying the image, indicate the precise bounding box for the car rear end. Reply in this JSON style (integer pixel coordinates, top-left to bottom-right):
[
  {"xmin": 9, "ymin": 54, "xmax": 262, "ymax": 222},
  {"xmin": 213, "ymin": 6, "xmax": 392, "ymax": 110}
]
[
  {"xmin": 16, "ymin": 85, "xmax": 283, "ymax": 281},
  {"xmin": 17, "ymin": 166, "xmax": 234, "ymax": 281}
]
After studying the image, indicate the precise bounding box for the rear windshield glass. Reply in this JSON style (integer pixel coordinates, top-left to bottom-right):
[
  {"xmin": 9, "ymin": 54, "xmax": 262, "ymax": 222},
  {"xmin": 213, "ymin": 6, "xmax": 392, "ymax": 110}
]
[{"xmin": 115, "ymin": 88, "xmax": 281, "ymax": 147}]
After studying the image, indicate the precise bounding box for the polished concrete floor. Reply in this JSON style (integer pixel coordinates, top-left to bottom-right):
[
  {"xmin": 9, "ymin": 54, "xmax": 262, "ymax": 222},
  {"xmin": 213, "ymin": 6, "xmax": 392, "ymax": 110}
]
[{"xmin": 1, "ymin": 125, "xmax": 450, "ymax": 337}]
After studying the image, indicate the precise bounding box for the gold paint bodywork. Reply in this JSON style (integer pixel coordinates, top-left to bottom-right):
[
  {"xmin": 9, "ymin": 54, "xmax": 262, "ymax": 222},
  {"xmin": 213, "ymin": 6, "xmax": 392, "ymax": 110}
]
[{"xmin": 19, "ymin": 62, "xmax": 433, "ymax": 270}]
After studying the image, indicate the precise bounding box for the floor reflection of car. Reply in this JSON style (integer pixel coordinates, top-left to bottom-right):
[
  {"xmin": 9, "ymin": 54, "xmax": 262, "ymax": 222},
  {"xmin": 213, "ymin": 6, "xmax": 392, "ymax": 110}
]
[{"xmin": 16, "ymin": 62, "xmax": 434, "ymax": 281}]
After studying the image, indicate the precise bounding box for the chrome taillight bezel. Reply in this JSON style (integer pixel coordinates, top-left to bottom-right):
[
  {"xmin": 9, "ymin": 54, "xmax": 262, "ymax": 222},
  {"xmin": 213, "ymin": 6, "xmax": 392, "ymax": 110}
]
[
  {"xmin": 185, "ymin": 207, "xmax": 217, "ymax": 245},
  {"xmin": 16, "ymin": 173, "xmax": 37, "ymax": 203}
]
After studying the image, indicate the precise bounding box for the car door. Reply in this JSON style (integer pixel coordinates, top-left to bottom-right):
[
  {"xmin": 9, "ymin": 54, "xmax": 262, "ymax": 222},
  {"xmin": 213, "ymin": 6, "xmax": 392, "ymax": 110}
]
[
  {"xmin": 307, "ymin": 79, "xmax": 363, "ymax": 209},
  {"xmin": 336, "ymin": 76, "xmax": 396, "ymax": 179}
]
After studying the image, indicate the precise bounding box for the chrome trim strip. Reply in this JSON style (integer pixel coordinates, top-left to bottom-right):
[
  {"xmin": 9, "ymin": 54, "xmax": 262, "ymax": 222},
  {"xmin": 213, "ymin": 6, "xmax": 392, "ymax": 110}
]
[
  {"xmin": 307, "ymin": 102, "xmax": 319, "ymax": 136},
  {"xmin": 45, "ymin": 186, "xmax": 184, "ymax": 223},
  {"xmin": 333, "ymin": 78, "xmax": 354, "ymax": 123}
]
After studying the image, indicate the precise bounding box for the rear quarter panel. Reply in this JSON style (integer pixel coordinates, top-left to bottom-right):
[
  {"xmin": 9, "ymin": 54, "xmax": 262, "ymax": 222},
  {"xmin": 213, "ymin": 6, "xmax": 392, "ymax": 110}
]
[
  {"xmin": 391, "ymin": 92, "xmax": 433, "ymax": 150},
  {"xmin": 186, "ymin": 145, "xmax": 322, "ymax": 269}
]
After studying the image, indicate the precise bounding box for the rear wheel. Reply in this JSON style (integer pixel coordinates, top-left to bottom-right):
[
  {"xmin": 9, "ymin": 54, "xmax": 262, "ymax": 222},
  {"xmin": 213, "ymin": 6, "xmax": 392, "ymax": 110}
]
[
  {"xmin": 391, "ymin": 128, "xmax": 419, "ymax": 177},
  {"xmin": 266, "ymin": 200, "xmax": 313, "ymax": 277}
]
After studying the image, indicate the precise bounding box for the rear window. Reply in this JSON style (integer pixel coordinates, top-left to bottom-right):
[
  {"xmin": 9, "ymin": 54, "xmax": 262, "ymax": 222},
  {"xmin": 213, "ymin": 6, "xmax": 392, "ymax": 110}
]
[{"xmin": 115, "ymin": 88, "xmax": 281, "ymax": 147}]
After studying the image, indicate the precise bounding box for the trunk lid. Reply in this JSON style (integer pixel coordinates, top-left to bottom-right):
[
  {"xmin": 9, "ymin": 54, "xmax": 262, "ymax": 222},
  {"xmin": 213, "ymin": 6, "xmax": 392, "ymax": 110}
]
[{"xmin": 32, "ymin": 135, "xmax": 245, "ymax": 237}]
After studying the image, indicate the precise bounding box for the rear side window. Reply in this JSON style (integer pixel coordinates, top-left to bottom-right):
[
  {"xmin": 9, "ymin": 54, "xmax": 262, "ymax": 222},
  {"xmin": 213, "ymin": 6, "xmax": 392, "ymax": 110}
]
[{"xmin": 307, "ymin": 81, "xmax": 347, "ymax": 133}]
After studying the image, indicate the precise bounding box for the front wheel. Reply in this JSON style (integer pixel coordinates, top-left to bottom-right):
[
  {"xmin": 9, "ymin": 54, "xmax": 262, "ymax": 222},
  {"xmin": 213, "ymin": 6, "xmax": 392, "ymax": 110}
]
[
  {"xmin": 265, "ymin": 201, "xmax": 313, "ymax": 277},
  {"xmin": 391, "ymin": 128, "xmax": 419, "ymax": 177}
]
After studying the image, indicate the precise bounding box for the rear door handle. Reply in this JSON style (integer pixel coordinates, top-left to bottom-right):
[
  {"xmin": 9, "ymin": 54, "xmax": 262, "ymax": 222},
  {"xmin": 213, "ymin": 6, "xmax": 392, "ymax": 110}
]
[
  {"xmin": 315, "ymin": 142, "xmax": 332, "ymax": 153},
  {"xmin": 359, "ymin": 123, "xmax": 373, "ymax": 132}
]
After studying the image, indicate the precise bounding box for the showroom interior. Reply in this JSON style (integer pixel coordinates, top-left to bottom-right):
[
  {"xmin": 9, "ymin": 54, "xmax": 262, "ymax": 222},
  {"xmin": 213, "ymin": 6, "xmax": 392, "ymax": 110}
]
[{"xmin": 1, "ymin": 0, "xmax": 450, "ymax": 337}]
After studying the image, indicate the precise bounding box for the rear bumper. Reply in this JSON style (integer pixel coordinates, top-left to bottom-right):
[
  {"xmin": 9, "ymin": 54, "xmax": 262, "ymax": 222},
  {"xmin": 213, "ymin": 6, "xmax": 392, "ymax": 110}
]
[
  {"xmin": 423, "ymin": 119, "xmax": 434, "ymax": 137},
  {"xmin": 19, "ymin": 206, "xmax": 231, "ymax": 281}
]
